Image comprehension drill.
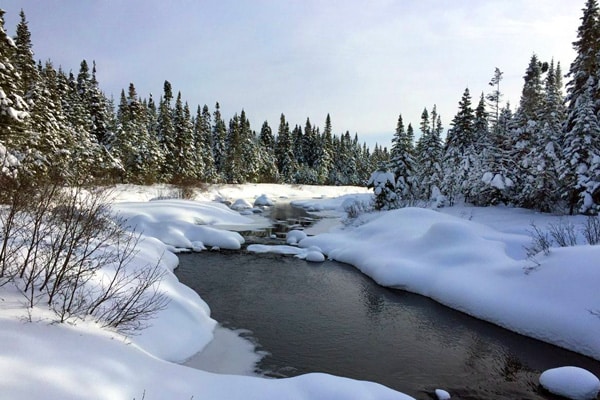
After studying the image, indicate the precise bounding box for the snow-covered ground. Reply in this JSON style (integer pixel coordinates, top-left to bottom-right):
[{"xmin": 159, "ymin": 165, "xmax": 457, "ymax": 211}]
[{"xmin": 1, "ymin": 183, "xmax": 599, "ymax": 399}]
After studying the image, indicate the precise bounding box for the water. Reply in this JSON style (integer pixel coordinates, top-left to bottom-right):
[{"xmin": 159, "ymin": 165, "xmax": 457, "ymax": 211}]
[{"xmin": 176, "ymin": 251, "xmax": 600, "ymax": 400}]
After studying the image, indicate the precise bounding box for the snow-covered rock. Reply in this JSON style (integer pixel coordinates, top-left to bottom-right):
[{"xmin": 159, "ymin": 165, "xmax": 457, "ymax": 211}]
[
  {"xmin": 231, "ymin": 198, "xmax": 253, "ymax": 211},
  {"xmin": 287, "ymin": 229, "xmax": 307, "ymax": 245},
  {"xmin": 435, "ymin": 389, "xmax": 451, "ymax": 400},
  {"xmin": 254, "ymin": 194, "xmax": 274, "ymax": 207},
  {"xmin": 305, "ymin": 250, "xmax": 325, "ymax": 262},
  {"xmin": 539, "ymin": 366, "xmax": 600, "ymax": 400}
]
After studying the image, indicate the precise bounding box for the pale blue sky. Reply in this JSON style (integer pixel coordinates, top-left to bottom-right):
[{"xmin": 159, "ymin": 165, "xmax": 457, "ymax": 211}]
[{"xmin": 0, "ymin": 1, "xmax": 582, "ymax": 148}]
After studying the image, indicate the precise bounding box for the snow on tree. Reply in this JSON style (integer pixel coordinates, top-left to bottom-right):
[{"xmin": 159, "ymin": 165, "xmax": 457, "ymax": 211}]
[
  {"xmin": 415, "ymin": 107, "xmax": 443, "ymax": 202},
  {"xmin": 257, "ymin": 120, "xmax": 279, "ymax": 183},
  {"xmin": 368, "ymin": 168, "xmax": 398, "ymax": 210},
  {"xmin": 441, "ymin": 88, "xmax": 477, "ymax": 205},
  {"xmin": 389, "ymin": 113, "xmax": 417, "ymax": 200},
  {"xmin": 275, "ymin": 113, "xmax": 297, "ymax": 182},
  {"xmin": 0, "ymin": 9, "xmax": 28, "ymax": 149},
  {"xmin": 562, "ymin": 0, "xmax": 600, "ymax": 214}
]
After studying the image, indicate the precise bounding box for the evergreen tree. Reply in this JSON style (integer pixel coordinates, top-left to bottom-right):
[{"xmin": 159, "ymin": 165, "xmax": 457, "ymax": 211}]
[
  {"xmin": 157, "ymin": 80, "xmax": 175, "ymax": 180},
  {"xmin": 528, "ymin": 60, "xmax": 566, "ymax": 211},
  {"xmin": 212, "ymin": 102, "xmax": 227, "ymax": 181},
  {"xmin": 562, "ymin": 0, "xmax": 600, "ymax": 213},
  {"xmin": 257, "ymin": 120, "xmax": 279, "ymax": 182},
  {"xmin": 315, "ymin": 114, "xmax": 333, "ymax": 184},
  {"xmin": 442, "ymin": 88, "xmax": 476, "ymax": 205},
  {"xmin": 415, "ymin": 107, "xmax": 443, "ymax": 202},
  {"xmin": 511, "ymin": 54, "xmax": 545, "ymax": 208},
  {"xmin": 0, "ymin": 9, "xmax": 28, "ymax": 149},
  {"xmin": 486, "ymin": 67, "xmax": 503, "ymax": 135},
  {"xmin": 193, "ymin": 105, "xmax": 216, "ymax": 182},
  {"xmin": 275, "ymin": 113, "xmax": 296, "ymax": 182},
  {"xmin": 388, "ymin": 114, "xmax": 416, "ymax": 199}
]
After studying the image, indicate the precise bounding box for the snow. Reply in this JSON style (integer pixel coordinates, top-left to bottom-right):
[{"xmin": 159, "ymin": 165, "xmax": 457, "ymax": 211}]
[
  {"xmin": 247, "ymin": 244, "xmax": 325, "ymax": 263},
  {"xmin": 254, "ymin": 193, "xmax": 274, "ymax": 206},
  {"xmin": 3, "ymin": 182, "xmax": 600, "ymax": 399},
  {"xmin": 0, "ymin": 183, "xmax": 407, "ymax": 400},
  {"xmin": 231, "ymin": 198, "xmax": 253, "ymax": 210},
  {"xmin": 286, "ymin": 229, "xmax": 308, "ymax": 244},
  {"xmin": 298, "ymin": 205, "xmax": 600, "ymax": 360},
  {"xmin": 435, "ymin": 388, "xmax": 451, "ymax": 400},
  {"xmin": 539, "ymin": 366, "xmax": 600, "ymax": 400}
]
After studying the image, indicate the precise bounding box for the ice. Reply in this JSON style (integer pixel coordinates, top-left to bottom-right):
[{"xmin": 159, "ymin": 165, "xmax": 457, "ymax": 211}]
[{"xmin": 539, "ymin": 366, "xmax": 600, "ymax": 400}]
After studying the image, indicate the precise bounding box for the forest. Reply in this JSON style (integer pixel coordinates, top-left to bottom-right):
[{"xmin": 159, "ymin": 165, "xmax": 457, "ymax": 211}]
[{"xmin": 1, "ymin": 1, "xmax": 600, "ymax": 214}]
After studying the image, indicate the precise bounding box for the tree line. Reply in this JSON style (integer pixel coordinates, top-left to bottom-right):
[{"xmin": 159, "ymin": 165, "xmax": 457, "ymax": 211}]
[
  {"xmin": 377, "ymin": 0, "xmax": 600, "ymax": 215},
  {"xmin": 0, "ymin": 9, "xmax": 387, "ymax": 188}
]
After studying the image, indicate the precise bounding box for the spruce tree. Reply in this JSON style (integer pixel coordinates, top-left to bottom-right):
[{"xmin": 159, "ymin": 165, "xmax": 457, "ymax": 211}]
[
  {"xmin": 212, "ymin": 102, "xmax": 227, "ymax": 181},
  {"xmin": 442, "ymin": 88, "xmax": 476, "ymax": 205},
  {"xmin": 562, "ymin": 0, "xmax": 600, "ymax": 213},
  {"xmin": 257, "ymin": 120, "xmax": 279, "ymax": 183},
  {"xmin": 388, "ymin": 114, "xmax": 416, "ymax": 199},
  {"xmin": 415, "ymin": 107, "xmax": 443, "ymax": 202}
]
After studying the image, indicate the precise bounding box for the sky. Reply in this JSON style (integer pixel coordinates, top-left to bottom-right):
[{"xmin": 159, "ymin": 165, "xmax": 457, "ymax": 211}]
[{"xmin": 0, "ymin": 0, "xmax": 583, "ymax": 148}]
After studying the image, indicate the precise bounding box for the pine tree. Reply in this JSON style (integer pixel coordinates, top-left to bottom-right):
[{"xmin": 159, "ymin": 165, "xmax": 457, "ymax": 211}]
[{"xmin": 171, "ymin": 93, "xmax": 196, "ymax": 182}]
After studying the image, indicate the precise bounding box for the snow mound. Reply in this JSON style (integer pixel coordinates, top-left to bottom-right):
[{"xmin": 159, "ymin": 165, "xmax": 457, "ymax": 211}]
[
  {"xmin": 287, "ymin": 229, "xmax": 307, "ymax": 245},
  {"xmin": 539, "ymin": 366, "xmax": 600, "ymax": 400},
  {"xmin": 254, "ymin": 194, "xmax": 274, "ymax": 207},
  {"xmin": 231, "ymin": 198, "xmax": 253, "ymax": 211},
  {"xmin": 435, "ymin": 389, "xmax": 451, "ymax": 400},
  {"xmin": 111, "ymin": 200, "xmax": 247, "ymax": 250},
  {"xmin": 305, "ymin": 250, "xmax": 325, "ymax": 262}
]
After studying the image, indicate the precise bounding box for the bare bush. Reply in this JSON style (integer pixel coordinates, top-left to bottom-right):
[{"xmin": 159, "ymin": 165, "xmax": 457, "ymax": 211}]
[
  {"xmin": 548, "ymin": 219, "xmax": 578, "ymax": 247},
  {"xmin": 0, "ymin": 181, "xmax": 170, "ymax": 333},
  {"xmin": 582, "ymin": 215, "xmax": 600, "ymax": 245},
  {"xmin": 525, "ymin": 222, "xmax": 551, "ymax": 258}
]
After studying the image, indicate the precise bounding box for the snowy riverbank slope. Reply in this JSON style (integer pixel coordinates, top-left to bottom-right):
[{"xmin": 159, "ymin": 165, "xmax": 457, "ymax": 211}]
[
  {"xmin": 295, "ymin": 199, "xmax": 600, "ymax": 361},
  {"xmin": 1, "ymin": 184, "xmax": 412, "ymax": 400}
]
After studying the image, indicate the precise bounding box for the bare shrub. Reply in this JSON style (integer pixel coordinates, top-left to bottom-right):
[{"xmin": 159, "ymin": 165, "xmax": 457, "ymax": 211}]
[
  {"xmin": 582, "ymin": 215, "xmax": 600, "ymax": 245},
  {"xmin": 1, "ymin": 181, "xmax": 169, "ymax": 333},
  {"xmin": 525, "ymin": 222, "xmax": 551, "ymax": 258},
  {"xmin": 547, "ymin": 219, "xmax": 578, "ymax": 247}
]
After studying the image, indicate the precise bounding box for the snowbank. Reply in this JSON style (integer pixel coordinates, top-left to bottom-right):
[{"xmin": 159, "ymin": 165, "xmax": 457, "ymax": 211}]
[
  {"xmin": 300, "ymin": 207, "xmax": 600, "ymax": 360},
  {"xmin": 111, "ymin": 199, "xmax": 247, "ymax": 250},
  {"xmin": 0, "ymin": 185, "xmax": 413, "ymax": 400}
]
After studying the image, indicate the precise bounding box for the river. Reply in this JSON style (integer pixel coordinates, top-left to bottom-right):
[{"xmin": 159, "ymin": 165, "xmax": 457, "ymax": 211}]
[{"xmin": 174, "ymin": 206, "xmax": 600, "ymax": 400}]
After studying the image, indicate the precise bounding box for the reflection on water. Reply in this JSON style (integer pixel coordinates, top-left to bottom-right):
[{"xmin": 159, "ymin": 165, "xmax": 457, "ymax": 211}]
[{"xmin": 176, "ymin": 251, "xmax": 600, "ymax": 400}]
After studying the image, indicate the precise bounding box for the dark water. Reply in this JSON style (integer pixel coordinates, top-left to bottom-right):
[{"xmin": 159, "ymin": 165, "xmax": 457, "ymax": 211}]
[{"xmin": 176, "ymin": 251, "xmax": 600, "ymax": 400}]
